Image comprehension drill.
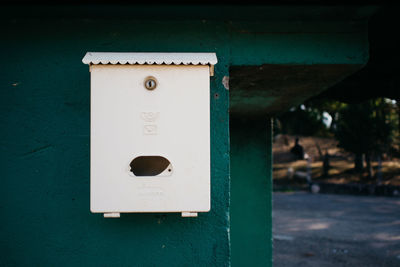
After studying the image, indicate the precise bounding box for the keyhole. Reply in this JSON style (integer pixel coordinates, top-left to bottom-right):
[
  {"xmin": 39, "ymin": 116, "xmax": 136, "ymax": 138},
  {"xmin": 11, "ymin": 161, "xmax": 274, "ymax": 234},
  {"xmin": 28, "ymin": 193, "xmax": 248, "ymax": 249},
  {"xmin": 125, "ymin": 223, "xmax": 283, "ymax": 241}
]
[
  {"xmin": 144, "ymin": 77, "xmax": 157, "ymax": 90},
  {"xmin": 146, "ymin": 80, "xmax": 155, "ymax": 88}
]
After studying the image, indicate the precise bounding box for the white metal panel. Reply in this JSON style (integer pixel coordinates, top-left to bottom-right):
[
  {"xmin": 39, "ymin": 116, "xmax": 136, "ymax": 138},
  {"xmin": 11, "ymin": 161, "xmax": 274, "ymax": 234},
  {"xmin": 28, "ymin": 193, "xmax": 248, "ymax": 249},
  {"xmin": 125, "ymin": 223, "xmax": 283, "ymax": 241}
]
[
  {"xmin": 82, "ymin": 52, "xmax": 217, "ymax": 65},
  {"xmin": 90, "ymin": 64, "xmax": 211, "ymax": 215}
]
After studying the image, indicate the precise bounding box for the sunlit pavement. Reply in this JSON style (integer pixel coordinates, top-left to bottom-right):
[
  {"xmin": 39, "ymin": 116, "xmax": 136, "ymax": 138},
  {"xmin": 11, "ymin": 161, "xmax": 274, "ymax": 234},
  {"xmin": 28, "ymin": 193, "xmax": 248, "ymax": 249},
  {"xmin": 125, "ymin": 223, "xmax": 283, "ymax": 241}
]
[{"xmin": 273, "ymin": 192, "xmax": 400, "ymax": 267}]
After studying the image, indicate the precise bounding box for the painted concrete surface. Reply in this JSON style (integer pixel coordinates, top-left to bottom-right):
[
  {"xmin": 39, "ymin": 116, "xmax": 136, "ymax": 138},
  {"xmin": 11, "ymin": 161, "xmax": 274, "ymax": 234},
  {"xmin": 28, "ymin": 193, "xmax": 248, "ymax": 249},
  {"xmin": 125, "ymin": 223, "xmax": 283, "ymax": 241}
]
[
  {"xmin": 230, "ymin": 118, "xmax": 273, "ymax": 267},
  {"xmin": 273, "ymin": 192, "xmax": 400, "ymax": 267},
  {"xmin": 0, "ymin": 19, "xmax": 230, "ymax": 267},
  {"xmin": 0, "ymin": 5, "xmax": 371, "ymax": 266}
]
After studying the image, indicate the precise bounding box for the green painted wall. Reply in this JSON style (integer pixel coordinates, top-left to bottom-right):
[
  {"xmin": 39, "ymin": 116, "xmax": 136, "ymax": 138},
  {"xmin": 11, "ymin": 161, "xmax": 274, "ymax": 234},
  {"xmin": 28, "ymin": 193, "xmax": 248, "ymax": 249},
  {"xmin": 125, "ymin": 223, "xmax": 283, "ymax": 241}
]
[
  {"xmin": 0, "ymin": 5, "xmax": 370, "ymax": 267},
  {"xmin": 0, "ymin": 18, "xmax": 231, "ymax": 267},
  {"xmin": 230, "ymin": 118, "xmax": 273, "ymax": 267},
  {"xmin": 229, "ymin": 20, "xmax": 369, "ymax": 65}
]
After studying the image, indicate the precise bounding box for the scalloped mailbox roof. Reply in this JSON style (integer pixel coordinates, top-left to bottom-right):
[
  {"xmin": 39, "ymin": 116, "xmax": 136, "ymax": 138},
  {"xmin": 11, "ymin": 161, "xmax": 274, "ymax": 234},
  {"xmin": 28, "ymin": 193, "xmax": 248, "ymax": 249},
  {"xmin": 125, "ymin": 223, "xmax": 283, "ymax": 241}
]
[{"xmin": 82, "ymin": 52, "xmax": 218, "ymax": 65}]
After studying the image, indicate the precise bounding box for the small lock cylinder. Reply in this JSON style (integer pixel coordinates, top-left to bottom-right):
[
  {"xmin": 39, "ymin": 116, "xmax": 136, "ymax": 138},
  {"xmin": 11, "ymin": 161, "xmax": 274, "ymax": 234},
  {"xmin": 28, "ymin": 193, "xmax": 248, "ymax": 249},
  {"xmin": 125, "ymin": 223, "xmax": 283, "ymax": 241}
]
[{"xmin": 144, "ymin": 76, "xmax": 157, "ymax": 90}]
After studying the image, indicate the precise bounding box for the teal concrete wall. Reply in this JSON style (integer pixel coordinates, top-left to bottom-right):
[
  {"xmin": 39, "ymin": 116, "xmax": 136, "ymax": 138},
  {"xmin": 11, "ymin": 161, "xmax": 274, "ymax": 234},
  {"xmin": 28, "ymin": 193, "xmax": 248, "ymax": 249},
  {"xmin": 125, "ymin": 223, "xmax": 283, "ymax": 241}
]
[
  {"xmin": 229, "ymin": 20, "xmax": 369, "ymax": 65},
  {"xmin": 230, "ymin": 118, "xmax": 273, "ymax": 267},
  {"xmin": 0, "ymin": 19, "xmax": 230, "ymax": 266},
  {"xmin": 0, "ymin": 6, "xmax": 369, "ymax": 266}
]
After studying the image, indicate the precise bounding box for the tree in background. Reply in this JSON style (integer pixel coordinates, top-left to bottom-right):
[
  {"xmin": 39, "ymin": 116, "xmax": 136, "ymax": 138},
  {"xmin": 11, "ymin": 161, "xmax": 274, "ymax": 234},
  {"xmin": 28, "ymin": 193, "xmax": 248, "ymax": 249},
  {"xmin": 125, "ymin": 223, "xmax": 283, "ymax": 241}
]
[
  {"xmin": 274, "ymin": 97, "xmax": 398, "ymax": 181},
  {"xmin": 274, "ymin": 105, "xmax": 329, "ymax": 137},
  {"xmin": 334, "ymin": 98, "xmax": 397, "ymax": 178},
  {"xmin": 274, "ymin": 99, "xmax": 347, "ymax": 138},
  {"xmin": 303, "ymin": 98, "xmax": 347, "ymax": 133}
]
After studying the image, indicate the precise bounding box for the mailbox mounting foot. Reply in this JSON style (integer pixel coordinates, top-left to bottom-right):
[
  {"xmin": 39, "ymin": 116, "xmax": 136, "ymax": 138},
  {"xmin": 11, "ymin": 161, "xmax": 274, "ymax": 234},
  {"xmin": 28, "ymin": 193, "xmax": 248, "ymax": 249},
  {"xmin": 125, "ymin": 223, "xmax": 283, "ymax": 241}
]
[
  {"xmin": 104, "ymin": 212, "xmax": 120, "ymax": 218},
  {"xmin": 181, "ymin": 212, "xmax": 198, "ymax": 217}
]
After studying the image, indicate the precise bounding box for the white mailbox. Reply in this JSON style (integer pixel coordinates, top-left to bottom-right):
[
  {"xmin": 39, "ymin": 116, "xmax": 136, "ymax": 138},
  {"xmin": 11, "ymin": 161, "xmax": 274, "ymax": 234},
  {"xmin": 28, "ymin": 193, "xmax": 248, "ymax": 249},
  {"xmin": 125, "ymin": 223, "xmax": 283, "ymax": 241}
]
[{"xmin": 82, "ymin": 52, "xmax": 217, "ymax": 218}]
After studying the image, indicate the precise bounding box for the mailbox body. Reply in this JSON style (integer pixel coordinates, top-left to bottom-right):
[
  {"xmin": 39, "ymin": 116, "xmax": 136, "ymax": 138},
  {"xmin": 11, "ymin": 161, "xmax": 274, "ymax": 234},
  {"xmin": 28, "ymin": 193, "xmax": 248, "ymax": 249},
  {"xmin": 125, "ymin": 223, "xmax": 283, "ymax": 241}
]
[{"xmin": 85, "ymin": 53, "xmax": 216, "ymax": 216}]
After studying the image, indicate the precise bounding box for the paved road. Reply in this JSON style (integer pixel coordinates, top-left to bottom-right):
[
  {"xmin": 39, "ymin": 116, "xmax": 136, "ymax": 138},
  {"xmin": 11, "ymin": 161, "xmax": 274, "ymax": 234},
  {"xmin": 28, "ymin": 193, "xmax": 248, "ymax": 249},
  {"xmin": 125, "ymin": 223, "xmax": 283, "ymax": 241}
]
[{"xmin": 273, "ymin": 192, "xmax": 400, "ymax": 267}]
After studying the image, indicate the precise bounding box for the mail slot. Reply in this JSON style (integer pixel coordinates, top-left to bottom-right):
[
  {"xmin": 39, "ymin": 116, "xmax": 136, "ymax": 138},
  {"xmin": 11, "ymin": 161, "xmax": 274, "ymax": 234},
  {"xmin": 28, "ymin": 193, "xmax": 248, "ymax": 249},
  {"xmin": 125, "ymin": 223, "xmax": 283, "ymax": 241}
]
[{"xmin": 82, "ymin": 52, "xmax": 217, "ymax": 217}]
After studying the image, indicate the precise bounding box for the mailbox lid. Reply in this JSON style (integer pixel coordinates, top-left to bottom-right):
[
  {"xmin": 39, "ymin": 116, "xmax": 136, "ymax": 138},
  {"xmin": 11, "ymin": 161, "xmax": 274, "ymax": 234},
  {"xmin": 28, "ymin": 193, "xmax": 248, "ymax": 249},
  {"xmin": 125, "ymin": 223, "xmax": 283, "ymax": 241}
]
[{"xmin": 82, "ymin": 52, "xmax": 217, "ymax": 66}]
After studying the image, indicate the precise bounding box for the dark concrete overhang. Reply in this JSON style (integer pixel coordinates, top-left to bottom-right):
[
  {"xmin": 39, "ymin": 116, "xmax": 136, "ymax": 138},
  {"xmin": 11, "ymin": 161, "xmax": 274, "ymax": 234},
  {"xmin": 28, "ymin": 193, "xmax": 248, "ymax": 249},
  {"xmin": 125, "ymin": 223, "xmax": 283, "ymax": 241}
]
[
  {"xmin": 226, "ymin": 4, "xmax": 382, "ymax": 118},
  {"xmin": 310, "ymin": 5, "xmax": 400, "ymax": 104},
  {"xmin": 229, "ymin": 64, "xmax": 362, "ymax": 117},
  {"xmin": 230, "ymin": 5, "xmax": 399, "ymax": 117}
]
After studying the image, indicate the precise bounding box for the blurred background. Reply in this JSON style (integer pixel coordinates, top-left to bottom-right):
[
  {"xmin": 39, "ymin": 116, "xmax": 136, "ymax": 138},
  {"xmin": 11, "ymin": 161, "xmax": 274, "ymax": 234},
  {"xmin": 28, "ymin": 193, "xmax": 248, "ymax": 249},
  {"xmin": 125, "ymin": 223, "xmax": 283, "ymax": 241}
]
[{"xmin": 273, "ymin": 97, "xmax": 399, "ymax": 190}]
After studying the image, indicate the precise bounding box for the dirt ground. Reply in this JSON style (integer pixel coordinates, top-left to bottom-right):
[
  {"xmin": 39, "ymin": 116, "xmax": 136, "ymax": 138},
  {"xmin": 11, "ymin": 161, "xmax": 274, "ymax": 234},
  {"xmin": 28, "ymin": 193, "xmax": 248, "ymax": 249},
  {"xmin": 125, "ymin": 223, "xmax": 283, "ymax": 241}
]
[
  {"xmin": 273, "ymin": 192, "xmax": 400, "ymax": 267},
  {"xmin": 273, "ymin": 135, "xmax": 400, "ymax": 186}
]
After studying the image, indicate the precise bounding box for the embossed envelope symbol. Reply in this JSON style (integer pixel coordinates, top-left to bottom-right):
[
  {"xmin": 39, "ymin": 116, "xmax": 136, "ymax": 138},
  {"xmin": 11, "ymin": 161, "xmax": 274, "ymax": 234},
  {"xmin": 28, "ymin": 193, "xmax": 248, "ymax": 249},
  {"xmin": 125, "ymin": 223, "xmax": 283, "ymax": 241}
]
[
  {"xmin": 143, "ymin": 125, "xmax": 157, "ymax": 135},
  {"xmin": 141, "ymin": 112, "xmax": 159, "ymax": 122}
]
